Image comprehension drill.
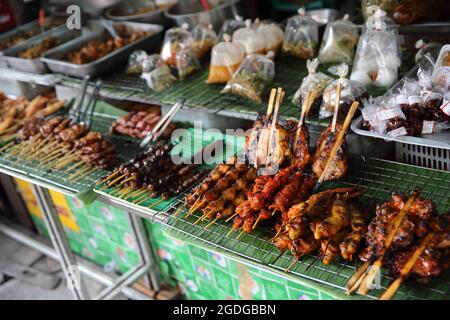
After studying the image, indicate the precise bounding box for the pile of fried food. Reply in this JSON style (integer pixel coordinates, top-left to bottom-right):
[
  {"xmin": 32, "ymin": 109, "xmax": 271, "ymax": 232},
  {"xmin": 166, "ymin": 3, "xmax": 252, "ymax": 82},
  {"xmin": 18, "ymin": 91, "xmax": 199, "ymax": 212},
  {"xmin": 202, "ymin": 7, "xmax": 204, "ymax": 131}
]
[
  {"xmin": 68, "ymin": 25, "xmax": 151, "ymax": 64},
  {"xmin": 0, "ymin": 91, "xmax": 64, "ymax": 140},
  {"xmin": 110, "ymin": 110, "xmax": 176, "ymax": 140},
  {"xmin": 18, "ymin": 37, "xmax": 59, "ymax": 59},
  {"xmin": 99, "ymin": 140, "xmax": 208, "ymax": 205}
]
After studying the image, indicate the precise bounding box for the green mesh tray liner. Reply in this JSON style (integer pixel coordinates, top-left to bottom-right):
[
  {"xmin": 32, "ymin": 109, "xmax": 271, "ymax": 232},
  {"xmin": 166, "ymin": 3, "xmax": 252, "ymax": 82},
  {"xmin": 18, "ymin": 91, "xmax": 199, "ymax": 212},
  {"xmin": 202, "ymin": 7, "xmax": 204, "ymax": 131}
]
[
  {"xmin": 160, "ymin": 158, "xmax": 450, "ymax": 300},
  {"xmin": 0, "ymin": 101, "xmax": 138, "ymax": 202},
  {"xmin": 94, "ymin": 128, "xmax": 245, "ymax": 213}
]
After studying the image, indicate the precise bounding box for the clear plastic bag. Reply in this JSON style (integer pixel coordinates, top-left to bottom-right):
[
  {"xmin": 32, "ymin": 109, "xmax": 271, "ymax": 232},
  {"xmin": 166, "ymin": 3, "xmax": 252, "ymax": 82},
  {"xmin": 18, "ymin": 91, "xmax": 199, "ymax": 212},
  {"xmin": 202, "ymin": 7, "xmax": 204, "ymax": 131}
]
[
  {"xmin": 191, "ymin": 24, "xmax": 218, "ymax": 60},
  {"xmin": 361, "ymin": 0, "xmax": 397, "ymax": 21},
  {"xmin": 221, "ymin": 52, "xmax": 276, "ymax": 103},
  {"xmin": 256, "ymin": 21, "xmax": 285, "ymax": 55},
  {"xmin": 318, "ymin": 15, "xmax": 359, "ymax": 65},
  {"xmin": 232, "ymin": 19, "xmax": 266, "ymax": 55},
  {"xmin": 141, "ymin": 64, "xmax": 177, "ymax": 93},
  {"xmin": 281, "ymin": 8, "xmax": 319, "ymax": 59},
  {"xmin": 432, "ymin": 67, "xmax": 450, "ymax": 94},
  {"xmin": 350, "ymin": 7, "xmax": 400, "ymax": 88},
  {"xmin": 160, "ymin": 24, "xmax": 193, "ymax": 67},
  {"xmin": 207, "ymin": 34, "xmax": 246, "ymax": 84},
  {"xmin": 320, "ymin": 63, "xmax": 366, "ymax": 119},
  {"xmin": 360, "ymin": 96, "xmax": 387, "ymax": 134},
  {"xmin": 219, "ymin": 16, "xmax": 246, "ymax": 41},
  {"xmin": 126, "ymin": 51, "xmax": 161, "ymax": 74},
  {"xmin": 292, "ymin": 58, "xmax": 332, "ymax": 113},
  {"xmin": 175, "ymin": 46, "xmax": 201, "ymax": 80}
]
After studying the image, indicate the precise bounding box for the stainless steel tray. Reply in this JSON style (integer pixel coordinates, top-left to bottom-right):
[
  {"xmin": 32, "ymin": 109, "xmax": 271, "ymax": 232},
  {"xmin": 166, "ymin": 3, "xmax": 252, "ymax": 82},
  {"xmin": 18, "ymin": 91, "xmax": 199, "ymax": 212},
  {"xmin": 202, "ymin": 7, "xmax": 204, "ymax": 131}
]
[
  {"xmin": 0, "ymin": 18, "xmax": 64, "ymax": 54},
  {"xmin": 2, "ymin": 25, "xmax": 81, "ymax": 74},
  {"xmin": 41, "ymin": 21, "xmax": 163, "ymax": 78},
  {"xmin": 351, "ymin": 115, "xmax": 450, "ymax": 150}
]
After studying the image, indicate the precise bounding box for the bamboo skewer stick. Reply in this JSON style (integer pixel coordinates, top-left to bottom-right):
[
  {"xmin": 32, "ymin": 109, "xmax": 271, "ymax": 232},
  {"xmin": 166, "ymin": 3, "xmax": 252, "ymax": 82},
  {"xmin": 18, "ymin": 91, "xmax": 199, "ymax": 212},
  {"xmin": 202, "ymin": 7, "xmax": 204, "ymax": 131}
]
[
  {"xmin": 0, "ymin": 141, "xmax": 16, "ymax": 153},
  {"xmin": 349, "ymin": 193, "xmax": 417, "ymax": 296},
  {"xmin": 236, "ymin": 229, "xmax": 245, "ymax": 240},
  {"xmin": 104, "ymin": 174, "xmax": 126, "ymax": 188},
  {"xmin": 331, "ymin": 81, "xmax": 342, "ymax": 133},
  {"xmin": 314, "ymin": 101, "xmax": 359, "ymax": 191},
  {"xmin": 379, "ymin": 232, "xmax": 435, "ymax": 300},
  {"xmin": 345, "ymin": 261, "xmax": 371, "ymax": 294},
  {"xmin": 129, "ymin": 188, "xmax": 147, "ymax": 200},
  {"xmin": 252, "ymin": 215, "xmax": 261, "ymax": 230},
  {"xmin": 226, "ymin": 225, "xmax": 237, "ymax": 237},
  {"xmin": 172, "ymin": 205, "xmax": 185, "ymax": 217},
  {"xmin": 254, "ymin": 88, "xmax": 277, "ymax": 168},
  {"xmin": 132, "ymin": 191, "xmax": 149, "ymax": 204},
  {"xmin": 285, "ymin": 255, "xmax": 302, "ymax": 273},
  {"xmin": 68, "ymin": 166, "xmax": 94, "ymax": 181},
  {"xmin": 97, "ymin": 171, "xmax": 119, "ymax": 186},
  {"xmin": 62, "ymin": 160, "xmax": 85, "ymax": 173},
  {"xmin": 148, "ymin": 198, "xmax": 165, "ymax": 209},
  {"xmin": 194, "ymin": 211, "xmax": 208, "ymax": 225},
  {"xmin": 225, "ymin": 212, "xmax": 238, "ymax": 223},
  {"xmin": 204, "ymin": 217, "xmax": 218, "ymax": 230},
  {"xmin": 266, "ymin": 88, "xmax": 284, "ymax": 167},
  {"xmin": 187, "ymin": 199, "xmax": 206, "ymax": 217}
]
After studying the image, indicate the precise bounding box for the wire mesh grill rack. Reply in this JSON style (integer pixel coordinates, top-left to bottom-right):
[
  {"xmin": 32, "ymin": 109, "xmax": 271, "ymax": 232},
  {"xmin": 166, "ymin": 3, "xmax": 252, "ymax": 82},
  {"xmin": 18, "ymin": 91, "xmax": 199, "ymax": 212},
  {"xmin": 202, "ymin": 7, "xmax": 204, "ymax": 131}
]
[
  {"xmin": 153, "ymin": 157, "xmax": 450, "ymax": 300},
  {"xmin": 0, "ymin": 112, "xmax": 139, "ymax": 195}
]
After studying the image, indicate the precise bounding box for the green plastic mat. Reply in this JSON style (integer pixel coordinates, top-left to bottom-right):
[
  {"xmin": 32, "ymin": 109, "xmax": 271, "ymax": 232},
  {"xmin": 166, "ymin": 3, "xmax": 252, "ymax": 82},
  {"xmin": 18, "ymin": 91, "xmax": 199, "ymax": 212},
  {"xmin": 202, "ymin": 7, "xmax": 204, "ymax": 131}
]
[
  {"xmin": 160, "ymin": 158, "xmax": 450, "ymax": 300},
  {"xmin": 94, "ymin": 127, "xmax": 245, "ymax": 213},
  {"xmin": 0, "ymin": 101, "xmax": 138, "ymax": 202}
]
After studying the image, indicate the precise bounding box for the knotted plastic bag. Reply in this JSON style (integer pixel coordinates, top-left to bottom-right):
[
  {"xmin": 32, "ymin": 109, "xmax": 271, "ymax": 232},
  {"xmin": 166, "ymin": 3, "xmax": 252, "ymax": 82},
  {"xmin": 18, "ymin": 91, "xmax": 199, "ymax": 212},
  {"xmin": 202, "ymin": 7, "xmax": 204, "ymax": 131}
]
[
  {"xmin": 350, "ymin": 7, "xmax": 400, "ymax": 88},
  {"xmin": 256, "ymin": 20, "xmax": 285, "ymax": 55},
  {"xmin": 221, "ymin": 52, "xmax": 276, "ymax": 103},
  {"xmin": 141, "ymin": 64, "xmax": 177, "ymax": 92},
  {"xmin": 207, "ymin": 34, "xmax": 246, "ymax": 84},
  {"xmin": 191, "ymin": 24, "xmax": 218, "ymax": 60},
  {"xmin": 318, "ymin": 15, "xmax": 359, "ymax": 64},
  {"xmin": 281, "ymin": 8, "xmax": 319, "ymax": 59},
  {"xmin": 160, "ymin": 24, "xmax": 193, "ymax": 67},
  {"xmin": 219, "ymin": 16, "xmax": 246, "ymax": 41},
  {"xmin": 320, "ymin": 63, "xmax": 366, "ymax": 119},
  {"xmin": 126, "ymin": 51, "xmax": 161, "ymax": 74},
  {"xmin": 232, "ymin": 19, "xmax": 266, "ymax": 55},
  {"xmin": 292, "ymin": 58, "xmax": 332, "ymax": 113}
]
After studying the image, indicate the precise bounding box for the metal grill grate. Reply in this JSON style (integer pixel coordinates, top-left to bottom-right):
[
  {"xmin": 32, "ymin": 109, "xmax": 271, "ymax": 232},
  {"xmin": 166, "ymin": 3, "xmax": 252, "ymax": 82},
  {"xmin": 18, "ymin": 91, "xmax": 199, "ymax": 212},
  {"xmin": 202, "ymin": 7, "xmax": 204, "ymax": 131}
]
[
  {"xmin": 396, "ymin": 143, "xmax": 450, "ymax": 171},
  {"xmin": 153, "ymin": 157, "xmax": 450, "ymax": 300},
  {"xmin": 0, "ymin": 112, "xmax": 139, "ymax": 196}
]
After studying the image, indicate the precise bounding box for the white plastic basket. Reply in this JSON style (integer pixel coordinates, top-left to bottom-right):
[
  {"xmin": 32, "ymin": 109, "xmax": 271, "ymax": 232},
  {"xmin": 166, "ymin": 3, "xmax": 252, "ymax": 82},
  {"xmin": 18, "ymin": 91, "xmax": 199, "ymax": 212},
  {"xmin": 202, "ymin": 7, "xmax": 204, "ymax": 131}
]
[{"xmin": 396, "ymin": 142, "xmax": 450, "ymax": 171}]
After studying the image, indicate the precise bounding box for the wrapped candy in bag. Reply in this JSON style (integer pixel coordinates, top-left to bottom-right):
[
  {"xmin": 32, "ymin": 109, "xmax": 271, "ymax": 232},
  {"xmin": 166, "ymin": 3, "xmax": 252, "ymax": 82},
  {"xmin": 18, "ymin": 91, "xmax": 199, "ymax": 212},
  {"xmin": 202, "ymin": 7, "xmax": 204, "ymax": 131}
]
[
  {"xmin": 292, "ymin": 58, "xmax": 332, "ymax": 113},
  {"xmin": 281, "ymin": 8, "xmax": 319, "ymax": 59},
  {"xmin": 318, "ymin": 15, "xmax": 359, "ymax": 65},
  {"xmin": 207, "ymin": 34, "xmax": 246, "ymax": 84},
  {"xmin": 221, "ymin": 51, "xmax": 276, "ymax": 103}
]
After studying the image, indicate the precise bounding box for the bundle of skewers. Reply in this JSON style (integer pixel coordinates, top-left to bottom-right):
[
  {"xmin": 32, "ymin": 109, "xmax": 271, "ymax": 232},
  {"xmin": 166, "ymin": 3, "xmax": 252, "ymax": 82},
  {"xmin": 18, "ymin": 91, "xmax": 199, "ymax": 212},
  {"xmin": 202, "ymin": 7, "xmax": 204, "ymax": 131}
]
[
  {"xmin": 0, "ymin": 81, "xmax": 118, "ymax": 182},
  {"xmin": 0, "ymin": 91, "xmax": 65, "ymax": 142},
  {"xmin": 346, "ymin": 189, "xmax": 450, "ymax": 300},
  {"xmin": 99, "ymin": 140, "xmax": 208, "ymax": 207},
  {"xmin": 98, "ymin": 99, "xmax": 196, "ymax": 208}
]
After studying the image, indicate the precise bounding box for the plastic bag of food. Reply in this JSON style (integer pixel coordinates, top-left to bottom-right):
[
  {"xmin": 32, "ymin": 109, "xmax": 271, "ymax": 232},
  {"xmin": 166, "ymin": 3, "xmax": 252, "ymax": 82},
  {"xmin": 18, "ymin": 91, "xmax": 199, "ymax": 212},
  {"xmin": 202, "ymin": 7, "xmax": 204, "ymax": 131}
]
[
  {"xmin": 191, "ymin": 24, "xmax": 218, "ymax": 60},
  {"xmin": 422, "ymin": 91, "xmax": 449, "ymax": 122},
  {"xmin": 421, "ymin": 120, "xmax": 450, "ymax": 135},
  {"xmin": 434, "ymin": 44, "xmax": 450, "ymax": 69},
  {"xmin": 292, "ymin": 58, "xmax": 332, "ymax": 113},
  {"xmin": 256, "ymin": 20, "xmax": 285, "ymax": 55},
  {"xmin": 320, "ymin": 63, "xmax": 366, "ymax": 119},
  {"xmin": 141, "ymin": 64, "xmax": 177, "ymax": 93},
  {"xmin": 318, "ymin": 15, "xmax": 359, "ymax": 64},
  {"xmin": 175, "ymin": 46, "xmax": 201, "ymax": 80},
  {"xmin": 219, "ymin": 16, "xmax": 246, "ymax": 41},
  {"xmin": 207, "ymin": 34, "xmax": 246, "ymax": 84},
  {"xmin": 126, "ymin": 51, "xmax": 161, "ymax": 74},
  {"xmin": 221, "ymin": 52, "xmax": 276, "ymax": 103},
  {"xmin": 281, "ymin": 8, "xmax": 319, "ymax": 59},
  {"xmin": 361, "ymin": 0, "xmax": 397, "ymax": 21},
  {"xmin": 232, "ymin": 19, "xmax": 266, "ymax": 55},
  {"xmin": 160, "ymin": 24, "xmax": 193, "ymax": 67},
  {"xmin": 350, "ymin": 7, "xmax": 400, "ymax": 88},
  {"xmin": 432, "ymin": 67, "xmax": 450, "ymax": 94}
]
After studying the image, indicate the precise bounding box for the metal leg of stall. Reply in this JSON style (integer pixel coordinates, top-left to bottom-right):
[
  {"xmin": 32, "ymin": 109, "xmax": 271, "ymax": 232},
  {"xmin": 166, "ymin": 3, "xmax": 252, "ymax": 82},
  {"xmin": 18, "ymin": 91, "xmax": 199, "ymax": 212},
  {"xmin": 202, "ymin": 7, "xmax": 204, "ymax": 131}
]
[
  {"xmin": 31, "ymin": 184, "xmax": 90, "ymax": 300},
  {"xmin": 30, "ymin": 185, "xmax": 161, "ymax": 300}
]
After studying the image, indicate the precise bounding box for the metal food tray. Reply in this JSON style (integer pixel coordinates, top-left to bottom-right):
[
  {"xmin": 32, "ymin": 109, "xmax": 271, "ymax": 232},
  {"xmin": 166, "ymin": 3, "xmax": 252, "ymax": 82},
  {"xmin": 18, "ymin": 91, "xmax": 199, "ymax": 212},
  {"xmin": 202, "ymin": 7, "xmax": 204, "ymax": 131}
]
[
  {"xmin": 2, "ymin": 25, "xmax": 81, "ymax": 74},
  {"xmin": 351, "ymin": 115, "xmax": 450, "ymax": 150},
  {"xmin": 161, "ymin": 157, "xmax": 450, "ymax": 300},
  {"xmin": 41, "ymin": 21, "xmax": 163, "ymax": 78},
  {"xmin": 0, "ymin": 18, "xmax": 64, "ymax": 54}
]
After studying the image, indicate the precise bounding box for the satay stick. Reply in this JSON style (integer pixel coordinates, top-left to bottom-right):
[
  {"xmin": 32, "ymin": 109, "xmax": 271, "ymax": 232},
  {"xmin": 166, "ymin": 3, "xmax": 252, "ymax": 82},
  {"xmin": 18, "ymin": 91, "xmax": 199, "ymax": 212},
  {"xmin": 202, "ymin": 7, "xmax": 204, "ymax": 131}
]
[
  {"xmin": 254, "ymin": 89, "xmax": 277, "ymax": 168},
  {"xmin": 132, "ymin": 192, "xmax": 149, "ymax": 204},
  {"xmin": 68, "ymin": 167, "xmax": 95, "ymax": 182},
  {"xmin": 172, "ymin": 205, "xmax": 185, "ymax": 217},
  {"xmin": 225, "ymin": 212, "xmax": 238, "ymax": 223},
  {"xmin": 236, "ymin": 229, "xmax": 245, "ymax": 240},
  {"xmin": 331, "ymin": 81, "xmax": 342, "ymax": 133},
  {"xmin": 379, "ymin": 232, "xmax": 435, "ymax": 300},
  {"xmin": 194, "ymin": 211, "xmax": 209, "ymax": 225},
  {"xmin": 315, "ymin": 101, "xmax": 359, "ymax": 190},
  {"xmin": 285, "ymin": 255, "xmax": 303, "ymax": 273},
  {"xmin": 204, "ymin": 217, "xmax": 218, "ymax": 230},
  {"xmin": 266, "ymin": 88, "xmax": 284, "ymax": 166},
  {"xmin": 106, "ymin": 173, "xmax": 127, "ymax": 187},
  {"xmin": 226, "ymin": 225, "xmax": 238, "ymax": 237},
  {"xmin": 252, "ymin": 215, "xmax": 261, "ymax": 230},
  {"xmin": 345, "ymin": 260, "xmax": 371, "ymax": 294},
  {"xmin": 355, "ymin": 193, "xmax": 417, "ymax": 296},
  {"xmin": 0, "ymin": 141, "xmax": 16, "ymax": 153},
  {"xmin": 148, "ymin": 198, "xmax": 165, "ymax": 209},
  {"xmin": 61, "ymin": 160, "xmax": 85, "ymax": 172}
]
